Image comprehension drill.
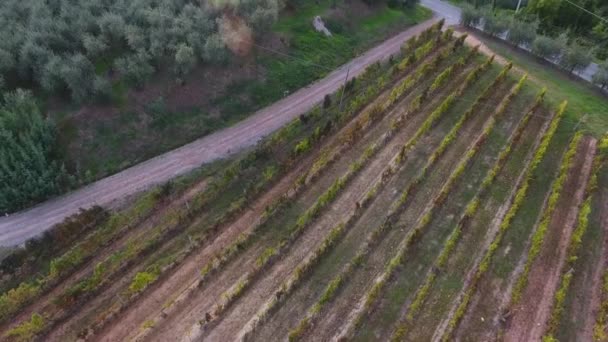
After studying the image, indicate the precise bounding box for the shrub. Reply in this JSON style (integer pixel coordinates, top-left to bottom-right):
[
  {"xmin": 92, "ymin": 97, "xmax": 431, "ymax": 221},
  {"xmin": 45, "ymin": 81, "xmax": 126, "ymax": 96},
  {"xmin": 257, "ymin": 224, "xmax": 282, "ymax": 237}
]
[
  {"xmin": 0, "ymin": 90, "xmax": 70, "ymax": 213},
  {"xmin": 483, "ymin": 13, "xmax": 508, "ymax": 37},
  {"xmin": 461, "ymin": 5, "xmax": 482, "ymax": 27},
  {"xmin": 4, "ymin": 313, "xmax": 45, "ymax": 341},
  {"xmin": 559, "ymin": 42, "xmax": 593, "ymax": 74},
  {"xmin": 532, "ymin": 35, "xmax": 565, "ymax": 61},
  {"xmin": 506, "ymin": 19, "xmax": 538, "ymax": 47}
]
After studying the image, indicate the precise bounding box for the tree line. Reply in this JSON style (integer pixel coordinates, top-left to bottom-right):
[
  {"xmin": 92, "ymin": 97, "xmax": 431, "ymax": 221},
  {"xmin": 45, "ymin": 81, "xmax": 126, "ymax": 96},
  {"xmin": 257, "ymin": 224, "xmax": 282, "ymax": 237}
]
[
  {"xmin": 460, "ymin": 5, "xmax": 608, "ymax": 90},
  {"xmin": 0, "ymin": 0, "xmax": 282, "ymax": 214},
  {"xmin": 0, "ymin": 0, "xmax": 280, "ymax": 103}
]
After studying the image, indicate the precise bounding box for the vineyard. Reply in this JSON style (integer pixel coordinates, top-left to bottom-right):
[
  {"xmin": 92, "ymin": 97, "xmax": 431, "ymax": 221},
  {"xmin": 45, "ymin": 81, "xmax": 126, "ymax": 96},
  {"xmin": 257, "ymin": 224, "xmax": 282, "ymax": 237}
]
[{"xmin": 1, "ymin": 21, "xmax": 607, "ymax": 342}]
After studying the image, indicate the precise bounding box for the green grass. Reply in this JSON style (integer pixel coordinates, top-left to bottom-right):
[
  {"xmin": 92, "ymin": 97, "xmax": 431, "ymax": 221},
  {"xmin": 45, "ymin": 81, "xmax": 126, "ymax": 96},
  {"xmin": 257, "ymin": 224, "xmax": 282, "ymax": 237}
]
[{"xmin": 469, "ymin": 32, "xmax": 608, "ymax": 137}]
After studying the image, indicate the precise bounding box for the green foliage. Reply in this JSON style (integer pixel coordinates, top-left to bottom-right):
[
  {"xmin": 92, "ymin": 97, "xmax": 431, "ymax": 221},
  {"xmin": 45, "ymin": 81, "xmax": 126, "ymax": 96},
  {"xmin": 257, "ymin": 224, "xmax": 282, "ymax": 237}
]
[
  {"xmin": 0, "ymin": 282, "xmax": 41, "ymax": 322},
  {"xmin": 129, "ymin": 270, "xmax": 159, "ymax": 294},
  {"xmin": 512, "ymin": 131, "xmax": 582, "ymax": 304},
  {"xmin": 0, "ymin": 89, "xmax": 70, "ymax": 213},
  {"xmin": 506, "ymin": 18, "xmax": 538, "ymax": 47},
  {"xmin": 0, "ymin": 0, "xmax": 281, "ymax": 100},
  {"xmin": 460, "ymin": 4, "xmax": 482, "ymax": 27},
  {"xmin": 531, "ymin": 34, "xmax": 566, "ymax": 60},
  {"xmin": 4, "ymin": 313, "xmax": 45, "ymax": 341},
  {"xmin": 440, "ymin": 100, "xmax": 567, "ymax": 341},
  {"xmin": 559, "ymin": 42, "xmax": 593, "ymax": 73},
  {"xmin": 483, "ymin": 13, "xmax": 509, "ymax": 36}
]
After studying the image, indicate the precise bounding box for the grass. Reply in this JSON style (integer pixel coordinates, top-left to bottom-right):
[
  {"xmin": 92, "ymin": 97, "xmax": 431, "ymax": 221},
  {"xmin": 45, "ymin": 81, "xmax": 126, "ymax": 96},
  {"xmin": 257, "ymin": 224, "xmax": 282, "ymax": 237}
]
[{"xmin": 468, "ymin": 31, "xmax": 608, "ymax": 137}]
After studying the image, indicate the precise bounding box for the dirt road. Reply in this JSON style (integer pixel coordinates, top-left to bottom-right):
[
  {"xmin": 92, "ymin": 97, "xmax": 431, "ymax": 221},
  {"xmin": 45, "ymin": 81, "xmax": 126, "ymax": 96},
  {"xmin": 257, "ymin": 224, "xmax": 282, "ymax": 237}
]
[{"xmin": 0, "ymin": 18, "xmax": 438, "ymax": 247}]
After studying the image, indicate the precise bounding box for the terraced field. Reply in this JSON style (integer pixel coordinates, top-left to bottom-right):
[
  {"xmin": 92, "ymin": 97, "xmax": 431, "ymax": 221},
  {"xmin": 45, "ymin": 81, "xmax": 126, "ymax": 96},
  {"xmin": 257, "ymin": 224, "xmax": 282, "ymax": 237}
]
[{"xmin": 2, "ymin": 21, "xmax": 607, "ymax": 342}]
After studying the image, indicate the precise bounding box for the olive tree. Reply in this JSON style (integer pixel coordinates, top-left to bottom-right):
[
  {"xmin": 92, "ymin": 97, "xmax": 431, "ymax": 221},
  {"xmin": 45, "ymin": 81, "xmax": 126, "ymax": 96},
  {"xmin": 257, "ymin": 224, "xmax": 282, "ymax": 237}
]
[
  {"xmin": 531, "ymin": 35, "xmax": 564, "ymax": 61},
  {"xmin": 482, "ymin": 13, "xmax": 508, "ymax": 36},
  {"xmin": 506, "ymin": 19, "xmax": 538, "ymax": 47},
  {"xmin": 559, "ymin": 42, "xmax": 592, "ymax": 74},
  {"xmin": 175, "ymin": 43, "xmax": 196, "ymax": 77},
  {"xmin": 460, "ymin": 4, "xmax": 482, "ymax": 27}
]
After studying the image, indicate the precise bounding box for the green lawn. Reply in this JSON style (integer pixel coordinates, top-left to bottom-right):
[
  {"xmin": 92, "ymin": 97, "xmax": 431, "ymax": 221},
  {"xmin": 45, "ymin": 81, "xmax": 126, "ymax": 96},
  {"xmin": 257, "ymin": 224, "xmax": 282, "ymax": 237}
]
[{"xmin": 469, "ymin": 31, "xmax": 608, "ymax": 137}]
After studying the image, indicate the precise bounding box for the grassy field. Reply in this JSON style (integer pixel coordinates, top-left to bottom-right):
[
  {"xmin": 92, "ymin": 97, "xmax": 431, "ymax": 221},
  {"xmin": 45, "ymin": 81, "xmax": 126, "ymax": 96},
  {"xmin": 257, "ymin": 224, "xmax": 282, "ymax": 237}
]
[
  {"xmin": 2, "ymin": 22, "xmax": 607, "ymax": 342},
  {"xmin": 467, "ymin": 30, "xmax": 608, "ymax": 138}
]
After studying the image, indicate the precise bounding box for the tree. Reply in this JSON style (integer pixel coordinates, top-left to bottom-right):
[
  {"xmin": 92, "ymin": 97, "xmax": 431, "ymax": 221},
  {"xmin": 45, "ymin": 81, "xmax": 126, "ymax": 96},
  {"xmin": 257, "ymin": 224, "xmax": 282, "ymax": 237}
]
[
  {"xmin": 483, "ymin": 12, "xmax": 508, "ymax": 36},
  {"xmin": 114, "ymin": 52, "xmax": 155, "ymax": 88},
  {"xmin": 592, "ymin": 61, "xmax": 608, "ymax": 89},
  {"xmin": 559, "ymin": 42, "xmax": 592, "ymax": 74},
  {"xmin": 60, "ymin": 54, "xmax": 96, "ymax": 103},
  {"xmin": 175, "ymin": 44, "xmax": 197, "ymax": 78},
  {"xmin": 460, "ymin": 5, "xmax": 482, "ymax": 27},
  {"xmin": 0, "ymin": 89, "xmax": 68, "ymax": 213},
  {"xmin": 506, "ymin": 18, "xmax": 538, "ymax": 47},
  {"xmin": 531, "ymin": 35, "xmax": 563, "ymax": 61},
  {"xmin": 82, "ymin": 34, "xmax": 109, "ymax": 58},
  {"xmin": 203, "ymin": 33, "xmax": 228, "ymax": 64}
]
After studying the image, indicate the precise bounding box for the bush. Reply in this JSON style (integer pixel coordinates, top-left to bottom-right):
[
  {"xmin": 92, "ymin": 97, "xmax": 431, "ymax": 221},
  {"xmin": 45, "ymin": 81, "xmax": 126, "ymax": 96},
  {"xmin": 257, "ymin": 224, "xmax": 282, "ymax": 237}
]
[
  {"xmin": 482, "ymin": 13, "xmax": 508, "ymax": 36},
  {"xmin": 559, "ymin": 42, "xmax": 593, "ymax": 74},
  {"xmin": 506, "ymin": 19, "xmax": 538, "ymax": 47},
  {"xmin": 0, "ymin": 90, "xmax": 70, "ymax": 213},
  {"xmin": 461, "ymin": 5, "xmax": 482, "ymax": 27},
  {"xmin": 532, "ymin": 34, "xmax": 566, "ymax": 61}
]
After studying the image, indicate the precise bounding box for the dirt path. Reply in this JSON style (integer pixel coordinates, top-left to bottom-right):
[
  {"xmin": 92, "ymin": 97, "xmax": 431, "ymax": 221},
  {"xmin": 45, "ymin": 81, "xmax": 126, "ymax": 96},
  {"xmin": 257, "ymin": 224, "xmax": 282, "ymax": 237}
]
[
  {"xmin": 0, "ymin": 18, "xmax": 439, "ymax": 247},
  {"xmin": 504, "ymin": 137, "xmax": 597, "ymax": 342}
]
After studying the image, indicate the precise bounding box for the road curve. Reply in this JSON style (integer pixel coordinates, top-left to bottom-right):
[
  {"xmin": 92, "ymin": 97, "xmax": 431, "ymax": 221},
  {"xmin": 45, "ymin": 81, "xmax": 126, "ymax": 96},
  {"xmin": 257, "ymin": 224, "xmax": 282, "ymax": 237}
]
[{"xmin": 0, "ymin": 18, "xmax": 438, "ymax": 247}]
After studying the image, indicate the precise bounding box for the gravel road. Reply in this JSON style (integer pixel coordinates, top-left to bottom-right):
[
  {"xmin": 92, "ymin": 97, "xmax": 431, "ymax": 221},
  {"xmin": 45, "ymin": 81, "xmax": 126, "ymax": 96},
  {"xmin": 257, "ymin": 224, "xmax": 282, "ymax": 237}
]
[{"xmin": 0, "ymin": 18, "xmax": 438, "ymax": 247}]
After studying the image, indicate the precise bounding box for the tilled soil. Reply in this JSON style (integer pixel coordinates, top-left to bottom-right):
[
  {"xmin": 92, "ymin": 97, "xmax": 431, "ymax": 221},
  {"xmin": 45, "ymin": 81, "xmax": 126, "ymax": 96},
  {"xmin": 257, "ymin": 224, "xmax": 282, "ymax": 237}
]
[{"xmin": 503, "ymin": 137, "xmax": 597, "ymax": 342}]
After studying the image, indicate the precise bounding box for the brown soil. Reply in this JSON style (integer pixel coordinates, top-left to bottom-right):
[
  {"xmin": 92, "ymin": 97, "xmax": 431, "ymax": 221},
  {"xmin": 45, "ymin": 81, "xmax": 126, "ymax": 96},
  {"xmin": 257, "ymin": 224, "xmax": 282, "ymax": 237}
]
[
  {"xmin": 196, "ymin": 44, "xmax": 472, "ymax": 340},
  {"xmin": 503, "ymin": 137, "xmax": 597, "ymax": 342},
  {"xmin": 434, "ymin": 110, "xmax": 554, "ymax": 342},
  {"xmin": 140, "ymin": 57, "xmax": 438, "ymax": 342},
  {"xmin": 580, "ymin": 180, "xmax": 608, "ymax": 340},
  {"xmin": 88, "ymin": 46, "xmax": 431, "ymax": 342},
  {"xmin": 309, "ymin": 63, "xmax": 501, "ymax": 342},
  {"xmin": 0, "ymin": 177, "xmax": 209, "ymax": 336},
  {"xmin": 247, "ymin": 57, "xmax": 470, "ymax": 342},
  {"xmin": 393, "ymin": 100, "xmax": 542, "ymax": 342}
]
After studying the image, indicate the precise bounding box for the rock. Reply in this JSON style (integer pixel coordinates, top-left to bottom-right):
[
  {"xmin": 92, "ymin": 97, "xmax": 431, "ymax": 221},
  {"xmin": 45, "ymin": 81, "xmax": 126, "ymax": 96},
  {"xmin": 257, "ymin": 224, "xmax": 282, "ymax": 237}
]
[{"xmin": 313, "ymin": 16, "xmax": 332, "ymax": 37}]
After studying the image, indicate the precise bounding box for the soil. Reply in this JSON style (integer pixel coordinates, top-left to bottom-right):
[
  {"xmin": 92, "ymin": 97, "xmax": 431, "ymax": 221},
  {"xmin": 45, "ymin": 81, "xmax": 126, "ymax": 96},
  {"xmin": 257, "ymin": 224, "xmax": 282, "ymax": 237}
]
[
  {"xmin": 503, "ymin": 137, "xmax": 597, "ymax": 342},
  {"xmin": 142, "ymin": 56, "xmax": 441, "ymax": 342},
  {"xmin": 309, "ymin": 63, "xmax": 502, "ymax": 342},
  {"xmin": 0, "ymin": 177, "xmax": 209, "ymax": 336},
  {"xmin": 583, "ymin": 188, "xmax": 608, "ymax": 340},
  {"xmin": 433, "ymin": 110, "xmax": 554, "ymax": 342},
  {"xmin": 88, "ymin": 42, "xmax": 437, "ymax": 342}
]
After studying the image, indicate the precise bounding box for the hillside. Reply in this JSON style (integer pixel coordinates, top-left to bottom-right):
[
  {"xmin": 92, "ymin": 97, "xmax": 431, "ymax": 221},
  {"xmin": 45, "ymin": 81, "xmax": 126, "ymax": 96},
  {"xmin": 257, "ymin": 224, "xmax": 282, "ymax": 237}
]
[
  {"xmin": 0, "ymin": 0, "xmax": 431, "ymax": 214},
  {"xmin": 1, "ymin": 21, "xmax": 607, "ymax": 342}
]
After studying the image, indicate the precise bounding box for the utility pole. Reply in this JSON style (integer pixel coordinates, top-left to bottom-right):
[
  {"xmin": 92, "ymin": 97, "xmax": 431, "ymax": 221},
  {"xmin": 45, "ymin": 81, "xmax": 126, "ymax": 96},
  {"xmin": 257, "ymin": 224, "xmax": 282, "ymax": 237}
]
[{"xmin": 338, "ymin": 66, "xmax": 351, "ymax": 112}]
